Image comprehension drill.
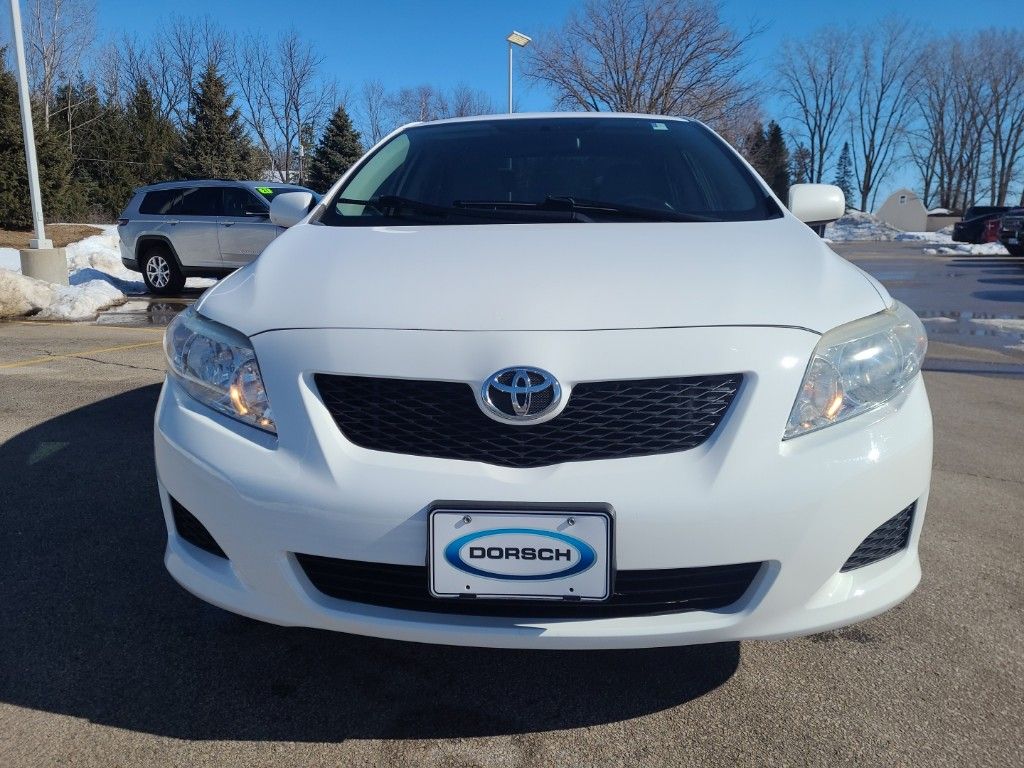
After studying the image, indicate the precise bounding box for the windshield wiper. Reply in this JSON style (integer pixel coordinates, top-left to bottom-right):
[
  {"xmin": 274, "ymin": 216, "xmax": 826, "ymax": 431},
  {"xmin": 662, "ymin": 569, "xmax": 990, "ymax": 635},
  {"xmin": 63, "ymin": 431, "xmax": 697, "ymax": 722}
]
[
  {"xmin": 335, "ymin": 195, "xmax": 480, "ymax": 220},
  {"xmin": 336, "ymin": 195, "xmax": 589, "ymax": 223},
  {"xmin": 455, "ymin": 196, "xmax": 720, "ymax": 223}
]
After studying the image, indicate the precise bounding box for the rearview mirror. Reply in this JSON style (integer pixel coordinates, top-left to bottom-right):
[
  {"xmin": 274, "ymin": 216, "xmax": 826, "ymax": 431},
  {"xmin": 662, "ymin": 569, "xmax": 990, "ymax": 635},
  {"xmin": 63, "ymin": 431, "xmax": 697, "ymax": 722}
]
[
  {"xmin": 788, "ymin": 184, "xmax": 845, "ymax": 226},
  {"xmin": 270, "ymin": 191, "xmax": 315, "ymax": 228}
]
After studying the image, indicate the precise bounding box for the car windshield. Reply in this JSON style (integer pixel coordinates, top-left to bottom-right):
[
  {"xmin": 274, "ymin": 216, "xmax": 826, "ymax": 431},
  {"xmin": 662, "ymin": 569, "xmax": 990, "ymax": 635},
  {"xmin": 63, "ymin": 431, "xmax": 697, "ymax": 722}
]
[{"xmin": 319, "ymin": 117, "xmax": 781, "ymax": 226}]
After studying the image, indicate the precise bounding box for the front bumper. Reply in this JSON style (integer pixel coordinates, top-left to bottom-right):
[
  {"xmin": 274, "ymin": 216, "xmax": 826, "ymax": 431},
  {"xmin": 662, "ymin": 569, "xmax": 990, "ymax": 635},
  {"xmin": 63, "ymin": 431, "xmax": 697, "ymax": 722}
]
[{"xmin": 155, "ymin": 326, "xmax": 933, "ymax": 649}]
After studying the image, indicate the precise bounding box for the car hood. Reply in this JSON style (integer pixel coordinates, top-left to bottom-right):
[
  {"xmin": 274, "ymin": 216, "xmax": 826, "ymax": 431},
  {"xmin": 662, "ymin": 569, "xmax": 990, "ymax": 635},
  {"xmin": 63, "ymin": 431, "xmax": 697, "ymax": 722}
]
[{"xmin": 198, "ymin": 218, "xmax": 889, "ymax": 336}]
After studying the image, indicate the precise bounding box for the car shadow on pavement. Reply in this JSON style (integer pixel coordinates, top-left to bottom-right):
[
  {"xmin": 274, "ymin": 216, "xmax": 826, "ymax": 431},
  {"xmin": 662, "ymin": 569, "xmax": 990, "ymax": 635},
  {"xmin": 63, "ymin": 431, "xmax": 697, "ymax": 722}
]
[{"xmin": 0, "ymin": 385, "xmax": 739, "ymax": 741}]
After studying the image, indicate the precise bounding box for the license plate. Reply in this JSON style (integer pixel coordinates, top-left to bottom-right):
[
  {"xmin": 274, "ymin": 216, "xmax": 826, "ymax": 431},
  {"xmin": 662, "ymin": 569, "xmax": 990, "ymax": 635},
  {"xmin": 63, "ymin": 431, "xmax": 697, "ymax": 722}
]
[
  {"xmin": 1010, "ymin": 237, "xmax": 1019, "ymax": 245},
  {"xmin": 429, "ymin": 508, "xmax": 611, "ymax": 600}
]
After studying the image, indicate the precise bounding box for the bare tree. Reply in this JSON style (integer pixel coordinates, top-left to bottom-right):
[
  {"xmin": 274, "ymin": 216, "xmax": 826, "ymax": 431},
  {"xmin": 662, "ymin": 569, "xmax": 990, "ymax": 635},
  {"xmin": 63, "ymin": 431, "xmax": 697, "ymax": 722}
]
[
  {"xmin": 115, "ymin": 16, "xmax": 229, "ymax": 128},
  {"xmin": 25, "ymin": 0, "xmax": 95, "ymax": 129},
  {"xmin": 524, "ymin": 0, "xmax": 760, "ymax": 130},
  {"xmin": 231, "ymin": 29, "xmax": 336, "ymax": 182},
  {"xmin": 776, "ymin": 27, "xmax": 853, "ymax": 183},
  {"xmin": 358, "ymin": 79, "xmax": 392, "ymax": 145},
  {"xmin": 849, "ymin": 18, "xmax": 920, "ymax": 210},
  {"xmin": 355, "ymin": 82, "xmax": 494, "ymax": 143},
  {"xmin": 979, "ymin": 30, "xmax": 1024, "ymax": 206},
  {"xmin": 913, "ymin": 35, "xmax": 987, "ymax": 210},
  {"xmin": 445, "ymin": 84, "xmax": 495, "ymax": 118}
]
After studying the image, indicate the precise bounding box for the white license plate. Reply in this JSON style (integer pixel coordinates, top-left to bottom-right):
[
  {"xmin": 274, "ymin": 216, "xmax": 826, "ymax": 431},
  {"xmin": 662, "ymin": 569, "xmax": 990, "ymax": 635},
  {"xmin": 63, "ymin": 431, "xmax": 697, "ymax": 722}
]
[
  {"xmin": 429, "ymin": 508, "xmax": 611, "ymax": 600},
  {"xmin": 1009, "ymin": 237, "xmax": 1019, "ymax": 245}
]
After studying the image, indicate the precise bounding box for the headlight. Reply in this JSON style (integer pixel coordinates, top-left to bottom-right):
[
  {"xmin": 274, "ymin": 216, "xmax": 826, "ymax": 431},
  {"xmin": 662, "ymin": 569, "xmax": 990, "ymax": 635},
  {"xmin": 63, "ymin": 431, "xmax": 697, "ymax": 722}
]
[
  {"xmin": 164, "ymin": 306, "xmax": 276, "ymax": 434},
  {"xmin": 784, "ymin": 302, "xmax": 926, "ymax": 439}
]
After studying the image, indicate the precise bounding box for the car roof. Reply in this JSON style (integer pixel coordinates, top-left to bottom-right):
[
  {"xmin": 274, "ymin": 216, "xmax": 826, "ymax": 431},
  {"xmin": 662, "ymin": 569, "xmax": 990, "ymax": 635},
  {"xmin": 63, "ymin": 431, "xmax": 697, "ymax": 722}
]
[
  {"xmin": 401, "ymin": 112, "xmax": 693, "ymax": 129},
  {"xmin": 135, "ymin": 180, "xmax": 312, "ymax": 192}
]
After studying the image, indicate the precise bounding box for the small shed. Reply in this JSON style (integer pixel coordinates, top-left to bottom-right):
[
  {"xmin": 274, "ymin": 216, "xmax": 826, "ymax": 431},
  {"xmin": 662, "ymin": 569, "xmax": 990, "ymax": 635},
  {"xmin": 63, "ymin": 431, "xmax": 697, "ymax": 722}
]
[{"xmin": 876, "ymin": 188, "xmax": 928, "ymax": 232}]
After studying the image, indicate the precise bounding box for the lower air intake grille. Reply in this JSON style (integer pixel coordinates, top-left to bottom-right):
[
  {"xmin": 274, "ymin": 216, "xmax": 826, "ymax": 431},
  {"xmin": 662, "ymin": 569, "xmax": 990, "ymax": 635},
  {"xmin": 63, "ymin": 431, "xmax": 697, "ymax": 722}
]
[
  {"xmin": 170, "ymin": 497, "xmax": 227, "ymax": 559},
  {"xmin": 313, "ymin": 373, "xmax": 742, "ymax": 468},
  {"xmin": 841, "ymin": 503, "xmax": 915, "ymax": 572},
  {"xmin": 295, "ymin": 555, "xmax": 762, "ymax": 619}
]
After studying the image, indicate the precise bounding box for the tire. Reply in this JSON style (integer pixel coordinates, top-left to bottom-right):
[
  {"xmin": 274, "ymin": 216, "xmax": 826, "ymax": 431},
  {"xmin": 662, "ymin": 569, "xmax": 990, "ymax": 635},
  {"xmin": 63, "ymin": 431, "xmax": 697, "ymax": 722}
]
[
  {"xmin": 1006, "ymin": 244, "xmax": 1024, "ymax": 257},
  {"xmin": 140, "ymin": 244, "xmax": 185, "ymax": 295}
]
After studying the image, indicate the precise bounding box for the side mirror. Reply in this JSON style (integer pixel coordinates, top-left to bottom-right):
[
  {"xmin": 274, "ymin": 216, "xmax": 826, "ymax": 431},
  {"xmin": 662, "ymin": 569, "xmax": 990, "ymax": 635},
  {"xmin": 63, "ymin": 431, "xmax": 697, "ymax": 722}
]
[
  {"xmin": 788, "ymin": 183, "xmax": 845, "ymax": 226},
  {"xmin": 270, "ymin": 191, "xmax": 315, "ymax": 228}
]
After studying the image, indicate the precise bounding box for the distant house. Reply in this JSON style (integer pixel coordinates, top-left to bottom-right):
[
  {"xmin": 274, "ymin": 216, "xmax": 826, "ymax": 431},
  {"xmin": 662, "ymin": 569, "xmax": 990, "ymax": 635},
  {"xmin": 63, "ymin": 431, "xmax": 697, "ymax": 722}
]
[
  {"xmin": 876, "ymin": 188, "xmax": 928, "ymax": 231},
  {"xmin": 874, "ymin": 189, "xmax": 958, "ymax": 232}
]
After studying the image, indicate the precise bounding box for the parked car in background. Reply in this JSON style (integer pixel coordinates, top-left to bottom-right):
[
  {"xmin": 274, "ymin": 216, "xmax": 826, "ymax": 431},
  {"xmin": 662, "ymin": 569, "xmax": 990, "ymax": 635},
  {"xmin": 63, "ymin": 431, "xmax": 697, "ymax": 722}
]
[
  {"xmin": 951, "ymin": 206, "xmax": 1012, "ymax": 244},
  {"xmin": 117, "ymin": 180, "xmax": 317, "ymax": 294},
  {"xmin": 997, "ymin": 208, "xmax": 1024, "ymax": 256}
]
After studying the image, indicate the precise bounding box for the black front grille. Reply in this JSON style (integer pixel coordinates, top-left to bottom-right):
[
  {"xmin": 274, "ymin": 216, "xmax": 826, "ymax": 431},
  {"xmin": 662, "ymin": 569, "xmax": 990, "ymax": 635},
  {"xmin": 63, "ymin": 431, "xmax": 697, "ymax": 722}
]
[
  {"xmin": 841, "ymin": 503, "xmax": 915, "ymax": 572},
  {"xmin": 170, "ymin": 497, "xmax": 227, "ymax": 558},
  {"xmin": 295, "ymin": 554, "xmax": 762, "ymax": 619},
  {"xmin": 314, "ymin": 373, "xmax": 742, "ymax": 468}
]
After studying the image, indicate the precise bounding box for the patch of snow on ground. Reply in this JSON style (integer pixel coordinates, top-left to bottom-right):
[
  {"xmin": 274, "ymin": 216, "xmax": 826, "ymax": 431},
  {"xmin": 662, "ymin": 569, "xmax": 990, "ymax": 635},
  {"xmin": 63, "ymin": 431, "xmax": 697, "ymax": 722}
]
[
  {"xmin": 923, "ymin": 242, "xmax": 1009, "ymax": 256},
  {"xmin": 0, "ymin": 225, "xmax": 216, "ymax": 320},
  {"xmin": 0, "ymin": 270, "xmax": 125, "ymax": 320},
  {"xmin": 970, "ymin": 317, "xmax": 1024, "ymax": 331},
  {"xmin": 894, "ymin": 229, "xmax": 953, "ymax": 244},
  {"xmin": 0, "ymin": 225, "xmax": 137, "ymax": 320}
]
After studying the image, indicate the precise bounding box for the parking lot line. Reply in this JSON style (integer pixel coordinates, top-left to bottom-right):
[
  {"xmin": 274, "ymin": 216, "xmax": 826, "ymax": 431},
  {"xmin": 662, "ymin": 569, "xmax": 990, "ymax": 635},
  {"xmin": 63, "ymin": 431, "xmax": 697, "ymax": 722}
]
[
  {"xmin": 0, "ymin": 340, "xmax": 162, "ymax": 370},
  {"xmin": 14, "ymin": 321, "xmax": 165, "ymax": 334}
]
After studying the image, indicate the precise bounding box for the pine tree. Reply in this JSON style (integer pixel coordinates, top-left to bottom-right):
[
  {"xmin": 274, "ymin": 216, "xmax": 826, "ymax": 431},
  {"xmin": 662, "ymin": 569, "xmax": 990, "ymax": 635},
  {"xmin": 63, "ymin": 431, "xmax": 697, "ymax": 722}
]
[
  {"xmin": 0, "ymin": 65, "xmax": 74, "ymax": 230},
  {"xmin": 173, "ymin": 63, "xmax": 259, "ymax": 180},
  {"xmin": 126, "ymin": 80, "xmax": 178, "ymax": 186},
  {"xmin": 832, "ymin": 142, "xmax": 854, "ymax": 209},
  {"xmin": 306, "ymin": 104, "xmax": 363, "ymax": 193},
  {"xmin": 744, "ymin": 120, "xmax": 791, "ymax": 202},
  {"xmin": 791, "ymin": 144, "xmax": 812, "ymax": 186},
  {"xmin": 763, "ymin": 121, "xmax": 791, "ymax": 202},
  {"xmin": 742, "ymin": 120, "xmax": 767, "ymax": 174}
]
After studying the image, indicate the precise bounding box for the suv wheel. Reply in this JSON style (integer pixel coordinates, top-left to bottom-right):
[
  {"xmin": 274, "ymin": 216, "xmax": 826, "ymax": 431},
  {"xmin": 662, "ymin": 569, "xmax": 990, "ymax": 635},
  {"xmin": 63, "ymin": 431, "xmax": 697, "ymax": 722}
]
[
  {"xmin": 1006, "ymin": 244, "xmax": 1024, "ymax": 257},
  {"xmin": 141, "ymin": 245, "xmax": 185, "ymax": 295}
]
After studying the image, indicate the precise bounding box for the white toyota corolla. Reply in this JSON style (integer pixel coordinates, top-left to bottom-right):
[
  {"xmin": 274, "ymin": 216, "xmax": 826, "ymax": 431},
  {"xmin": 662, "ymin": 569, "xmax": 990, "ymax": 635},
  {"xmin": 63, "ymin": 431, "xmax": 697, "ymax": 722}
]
[{"xmin": 156, "ymin": 113, "xmax": 932, "ymax": 649}]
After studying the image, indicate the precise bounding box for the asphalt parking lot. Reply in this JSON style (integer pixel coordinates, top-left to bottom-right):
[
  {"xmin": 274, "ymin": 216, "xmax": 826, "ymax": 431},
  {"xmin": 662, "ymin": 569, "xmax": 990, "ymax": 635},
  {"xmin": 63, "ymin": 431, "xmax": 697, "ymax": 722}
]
[{"xmin": 1, "ymin": 243, "xmax": 1021, "ymax": 767}]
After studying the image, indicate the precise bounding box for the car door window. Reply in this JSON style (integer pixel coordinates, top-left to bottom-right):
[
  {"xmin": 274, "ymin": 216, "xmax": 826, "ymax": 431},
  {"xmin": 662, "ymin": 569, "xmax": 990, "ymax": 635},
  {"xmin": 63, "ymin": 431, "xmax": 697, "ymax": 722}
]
[
  {"xmin": 223, "ymin": 187, "xmax": 263, "ymax": 217},
  {"xmin": 167, "ymin": 187, "xmax": 224, "ymax": 217}
]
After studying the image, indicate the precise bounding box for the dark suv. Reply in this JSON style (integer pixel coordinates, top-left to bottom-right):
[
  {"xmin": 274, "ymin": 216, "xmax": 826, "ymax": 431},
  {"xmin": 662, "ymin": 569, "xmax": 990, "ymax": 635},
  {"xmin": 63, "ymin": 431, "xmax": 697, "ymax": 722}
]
[
  {"xmin": 117, "ymin": 180, "xmax": 316, "ymax": 294},
  {"xmin": 997, "ymin": 209, "xmax": 1024, "ymax": 256}
]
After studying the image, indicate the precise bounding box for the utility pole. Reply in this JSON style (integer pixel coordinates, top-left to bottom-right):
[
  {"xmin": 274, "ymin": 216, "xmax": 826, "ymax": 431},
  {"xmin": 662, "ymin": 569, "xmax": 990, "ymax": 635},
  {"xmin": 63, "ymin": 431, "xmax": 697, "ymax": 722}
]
[{"xmin": 8, "ymin": 0, "xmax": 67, "ymax": 284}]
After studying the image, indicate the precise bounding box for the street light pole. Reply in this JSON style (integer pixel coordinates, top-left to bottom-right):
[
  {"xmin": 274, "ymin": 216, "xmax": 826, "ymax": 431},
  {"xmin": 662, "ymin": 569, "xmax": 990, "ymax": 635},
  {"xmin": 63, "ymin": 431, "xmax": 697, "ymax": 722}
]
[
  {"xmin": 506, "ymin": 31, "xmax": 531, "ymax": 114},
  {"xmin": 7, "ymin": 0, "xmax": 51, "ymax": 250}
]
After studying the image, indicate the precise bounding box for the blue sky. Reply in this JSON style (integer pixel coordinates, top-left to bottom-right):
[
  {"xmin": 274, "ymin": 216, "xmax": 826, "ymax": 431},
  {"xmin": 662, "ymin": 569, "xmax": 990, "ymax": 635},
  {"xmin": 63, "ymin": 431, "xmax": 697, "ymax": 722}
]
[{"xmin": 91, "ymin": 0, "xmax": 1010, "ymax": 115}]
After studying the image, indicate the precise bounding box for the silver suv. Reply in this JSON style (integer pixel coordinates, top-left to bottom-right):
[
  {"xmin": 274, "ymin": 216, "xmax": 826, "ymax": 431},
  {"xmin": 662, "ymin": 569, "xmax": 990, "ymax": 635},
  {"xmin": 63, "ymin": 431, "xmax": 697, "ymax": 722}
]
[{"xmin": 117, "ymin": 180, "xmax": 316, "ymax": 294}]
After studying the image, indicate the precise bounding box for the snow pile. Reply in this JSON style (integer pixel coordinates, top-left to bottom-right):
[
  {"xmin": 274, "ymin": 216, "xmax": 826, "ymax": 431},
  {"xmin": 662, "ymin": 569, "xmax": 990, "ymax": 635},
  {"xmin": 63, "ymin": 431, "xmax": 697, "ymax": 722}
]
[
  {"xmin": 824, "ymin": 211, "xmax": 904, "ymax": 241},
  {"xmin": 0, "ymin": 225, "xmax": 142, "ymax": 320},
  {"xmin": 65, "ymin": 227, "xmax": 146, "ymax": 295},
  {"xmin": 0, "ymin": 269, "xmax": 125, "ymax": 320},
  {"xmin": 1, "ymin": 225, "xmax": 217, "ymax": 319},
  {"xmin": 824, "ymin": 211, "xmax": 963, "ymax": 244},
  {"xmin": 923, "ymin": 242, "xmax": 1009, "ymax": 256}
]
